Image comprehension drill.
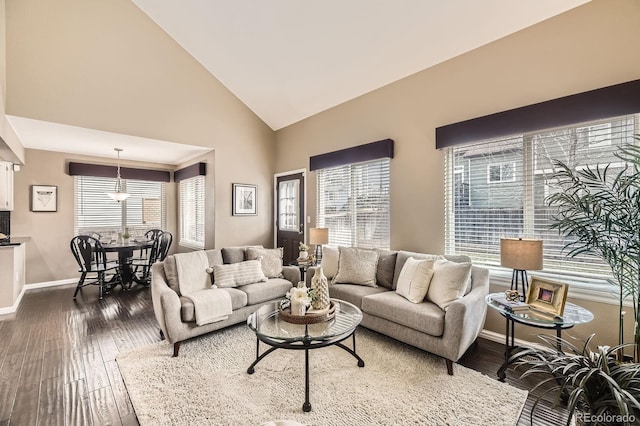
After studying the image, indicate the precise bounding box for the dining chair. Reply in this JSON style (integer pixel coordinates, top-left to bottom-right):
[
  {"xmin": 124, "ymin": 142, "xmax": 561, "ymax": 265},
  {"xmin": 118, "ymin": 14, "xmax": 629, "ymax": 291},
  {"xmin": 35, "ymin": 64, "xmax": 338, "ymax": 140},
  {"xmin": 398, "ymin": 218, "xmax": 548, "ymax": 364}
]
[
  {"xmin": 135, "ymin": 228, "xmax": 164, "ymax": 260},
  {"xmin": 70, "ymin": 235, "xmax": 122, "ymax": 300},
  {"xmin": 131, "ymin": 231, "xmax": 172, "ymax": 285}
]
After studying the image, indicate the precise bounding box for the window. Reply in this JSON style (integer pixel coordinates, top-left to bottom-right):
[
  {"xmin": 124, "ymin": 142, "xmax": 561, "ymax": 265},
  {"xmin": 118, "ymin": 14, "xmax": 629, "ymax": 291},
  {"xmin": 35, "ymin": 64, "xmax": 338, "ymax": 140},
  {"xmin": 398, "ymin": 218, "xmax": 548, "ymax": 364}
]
[
  {"xmin": 179, "ymin": 175, "xmax": 205, "ymax": 249},
  {"xmin": 445, "ymin": 114, "xmax": 638, "ymax": 281},
  {"xmin": 75, "ymin": 176, "xmax": 166, "ymax": 238},
  {"xmin": 317, "ymin": 158, "xmax": 390, "ymax": 249},
  {"xmin": 487, "ymin": 162, "xmax": 515, "ymax": 183},
  {"xmin": 278, "ymin": 180, "xmax": 299, "ymax": 232}
]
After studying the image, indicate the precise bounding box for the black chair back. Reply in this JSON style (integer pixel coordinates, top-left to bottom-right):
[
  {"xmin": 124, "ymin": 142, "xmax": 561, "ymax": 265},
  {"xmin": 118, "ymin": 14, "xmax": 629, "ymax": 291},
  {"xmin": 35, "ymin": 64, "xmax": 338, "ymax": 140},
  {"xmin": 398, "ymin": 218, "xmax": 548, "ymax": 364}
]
[
  {"xmin": 155, "ymin": 232, "xmax": 172, "ymax": 262},
  {"xmin": 70, "ymin": 235, "xmax": 108, "ymax": 272},
  {"xmin": 144, "ymin": 229, "xmax": 164, "ymax": 241}
]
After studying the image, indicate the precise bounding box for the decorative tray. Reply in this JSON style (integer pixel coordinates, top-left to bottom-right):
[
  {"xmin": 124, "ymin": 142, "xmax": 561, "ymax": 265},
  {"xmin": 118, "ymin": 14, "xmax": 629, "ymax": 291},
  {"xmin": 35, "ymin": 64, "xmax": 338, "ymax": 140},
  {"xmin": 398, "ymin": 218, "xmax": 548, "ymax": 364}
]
[{"xmin": 279, "ymin": 301, "xmax": 336, "ymax": 324}]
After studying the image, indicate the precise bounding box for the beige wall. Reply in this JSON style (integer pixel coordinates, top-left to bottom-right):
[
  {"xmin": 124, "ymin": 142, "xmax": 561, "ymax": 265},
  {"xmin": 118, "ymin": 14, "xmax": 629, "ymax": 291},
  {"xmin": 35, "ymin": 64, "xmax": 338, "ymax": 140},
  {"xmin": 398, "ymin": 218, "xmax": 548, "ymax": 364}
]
[
  {"xmin": 5, "ymin": 0, "xmax": 276, "ymax": 261},
  {"xmin": 274, "ymin": 0, "xmax": 640, "ymax": 347}
]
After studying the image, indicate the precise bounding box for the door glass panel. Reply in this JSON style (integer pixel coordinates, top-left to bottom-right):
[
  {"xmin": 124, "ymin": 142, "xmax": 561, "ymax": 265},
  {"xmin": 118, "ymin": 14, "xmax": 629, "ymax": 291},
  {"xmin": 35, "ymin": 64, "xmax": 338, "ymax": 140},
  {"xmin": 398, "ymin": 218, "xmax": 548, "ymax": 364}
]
[{"xmin": 279, "ymin": 180, "xmax": 299, "ymax": 231}]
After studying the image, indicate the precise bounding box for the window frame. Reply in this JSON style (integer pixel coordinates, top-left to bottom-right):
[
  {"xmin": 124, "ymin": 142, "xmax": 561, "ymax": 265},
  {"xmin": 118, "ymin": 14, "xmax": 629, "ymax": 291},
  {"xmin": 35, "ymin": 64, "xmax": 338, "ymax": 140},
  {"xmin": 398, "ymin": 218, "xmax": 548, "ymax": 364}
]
[
  {"xmin": 316, "ymin": 157, "xmax": 391, "ymax": 250},
  {"xmin": 444, "ymin": 114, "xmax": 639, "ymax": 302},
  {"xmin": 178, "ymin": 174, "xmax": 206, "ymax": 250}
]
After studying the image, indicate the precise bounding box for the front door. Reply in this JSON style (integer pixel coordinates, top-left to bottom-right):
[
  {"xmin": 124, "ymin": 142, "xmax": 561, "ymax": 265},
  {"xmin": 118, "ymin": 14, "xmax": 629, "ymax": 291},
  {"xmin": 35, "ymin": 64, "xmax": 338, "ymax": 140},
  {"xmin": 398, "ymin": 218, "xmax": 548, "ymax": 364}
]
[{"xmin": 276, "ymin": 172, "xmax": 305, "ymax": 265}]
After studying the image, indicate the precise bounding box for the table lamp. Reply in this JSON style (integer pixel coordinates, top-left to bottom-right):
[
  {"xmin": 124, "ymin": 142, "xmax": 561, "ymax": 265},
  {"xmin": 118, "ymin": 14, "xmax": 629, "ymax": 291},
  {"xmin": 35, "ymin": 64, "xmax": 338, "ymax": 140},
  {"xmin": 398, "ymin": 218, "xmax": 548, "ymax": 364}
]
[
  {"xmin": 500, "ymin": 238, "xmax": 543, "ymax": 301},
  {"xmin": 309, "ymin": 228, "xmax": 329, "ymax": 265}
]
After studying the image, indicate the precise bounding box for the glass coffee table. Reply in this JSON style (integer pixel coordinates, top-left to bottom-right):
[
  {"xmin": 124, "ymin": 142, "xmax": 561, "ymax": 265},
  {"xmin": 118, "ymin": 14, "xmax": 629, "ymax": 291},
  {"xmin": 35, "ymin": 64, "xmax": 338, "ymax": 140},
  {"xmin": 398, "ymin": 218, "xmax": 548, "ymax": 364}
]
[
  {"xmin": 246, "ymin": 299, "xmax": 364, "ymax": 412},
  {"xmin": 485, "ymin": 292, "xmax": 593, "ymax": 381}
]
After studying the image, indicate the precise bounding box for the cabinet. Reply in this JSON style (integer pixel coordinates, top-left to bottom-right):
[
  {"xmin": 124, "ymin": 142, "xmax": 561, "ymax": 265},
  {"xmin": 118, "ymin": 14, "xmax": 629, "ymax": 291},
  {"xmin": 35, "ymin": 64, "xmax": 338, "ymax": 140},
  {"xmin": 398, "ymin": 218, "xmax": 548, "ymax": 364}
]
[{"xmin": 0, "ymin": 161, "xmax": 14, "ymax": 211}]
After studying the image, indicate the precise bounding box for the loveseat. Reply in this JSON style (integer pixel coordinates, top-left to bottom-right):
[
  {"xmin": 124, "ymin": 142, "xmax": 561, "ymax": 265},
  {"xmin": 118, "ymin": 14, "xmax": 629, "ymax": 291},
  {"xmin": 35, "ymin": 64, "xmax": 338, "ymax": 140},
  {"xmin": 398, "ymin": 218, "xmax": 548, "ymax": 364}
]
[
  {"xmin": 151, "ymin": 246, "xmax": 300, "ymax": 356},
  {"xmin": 306, "ymin": 247, "xmax": 489, "ymax": 375}
]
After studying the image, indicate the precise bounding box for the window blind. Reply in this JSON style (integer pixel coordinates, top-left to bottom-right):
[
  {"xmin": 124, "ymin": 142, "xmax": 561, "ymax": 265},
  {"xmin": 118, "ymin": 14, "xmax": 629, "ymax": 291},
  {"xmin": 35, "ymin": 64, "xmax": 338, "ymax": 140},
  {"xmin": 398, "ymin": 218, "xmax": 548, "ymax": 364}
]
[
  {"xmin": 444, "ymin": 113, "xmax": 639, "ymax": 281},
  {"xmin": 74, "ymin": 176, "xmax": 166, "ymax": 238},
  {"xmin": 179, "ymin": 175, "xmax": 205, "ymax": 249},
  {"xmin": 317, "ymin": 158, "xmax": 390, "ymax": 249}
]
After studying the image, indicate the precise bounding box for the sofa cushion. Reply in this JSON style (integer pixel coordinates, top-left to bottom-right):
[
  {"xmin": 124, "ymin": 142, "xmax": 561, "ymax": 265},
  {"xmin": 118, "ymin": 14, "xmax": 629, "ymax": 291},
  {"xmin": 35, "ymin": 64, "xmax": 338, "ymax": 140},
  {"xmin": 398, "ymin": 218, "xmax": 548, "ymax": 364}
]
[
  {"xmin": 361, "ymin": 291, "xmax": 445, "ymax": 337},
  {"xmin": 395, "ymin": 257, "xmax": 435, "ymax": 303},
  {"xmin": 376, "ymin": 250, "xmax": 398, "ymax": 289},
  {"xmin": 238, "ymin": 278, "xmax": 293, "ymax": 305},
  {"xmin": 179, "ymin": 288, "xmax": 248, "ymax": 323},
  {"xmin": 246, "ymin": 247, "xmax": 284, "ymax": 278},
  {"xmin": 221, "ymin": 245, "xmax": 263, "ymax": 264},
  {"xmin": 333, "ymin": 247, "xmax": 379, "ymax": 287},
  {"xmin": 213, "ymin": 260, "xmax": 267, "ymax": 288},
  {"xmin": 328, "ymin": 284, "xmax": 388, "ymax": 309},
  {"xmin": 320, "ymin": 246, "xmax": 339, "ymax": 279},
  {"xmin": 426, "ymin": 259, "xmax": 472, "ymax": 311}
]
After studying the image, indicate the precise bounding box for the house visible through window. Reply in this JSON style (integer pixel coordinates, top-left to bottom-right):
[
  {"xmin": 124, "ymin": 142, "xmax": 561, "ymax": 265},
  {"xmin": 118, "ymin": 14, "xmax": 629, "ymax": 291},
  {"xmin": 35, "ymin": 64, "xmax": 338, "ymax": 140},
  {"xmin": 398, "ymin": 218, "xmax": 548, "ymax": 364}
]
[
  {"xmin": 74, "ymin": 176, "xmax": 166, "ymax": 238},
  {"xmin": 316, "ymin": 158, "xmax": 390, "ymax": 249},
  {"xmin": 444, "ymin": 114, "xmax": 639, "ymax": 281},
  {"xmin": 179, "ymin": 175, "xmax": 205, "ymax": 249}
]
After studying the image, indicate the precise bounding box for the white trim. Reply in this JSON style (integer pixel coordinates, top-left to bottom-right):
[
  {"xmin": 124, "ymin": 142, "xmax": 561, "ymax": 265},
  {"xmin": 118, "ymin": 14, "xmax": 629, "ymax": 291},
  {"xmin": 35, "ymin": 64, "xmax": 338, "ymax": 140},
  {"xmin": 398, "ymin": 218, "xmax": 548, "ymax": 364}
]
[
  {"xmin": 273, "ymin": 168, "xmax": 307, "ymax": 248},
  {"xmin": 25, "ymin": 278, "xmax": 76, "ymax": 290},
  {"xmin": 479, "ymin": 328, "xmax": 546, "ymax": 350},
  {"xmin": 0, "ymin": 285, "xmax": 25, "ymax": 315}
]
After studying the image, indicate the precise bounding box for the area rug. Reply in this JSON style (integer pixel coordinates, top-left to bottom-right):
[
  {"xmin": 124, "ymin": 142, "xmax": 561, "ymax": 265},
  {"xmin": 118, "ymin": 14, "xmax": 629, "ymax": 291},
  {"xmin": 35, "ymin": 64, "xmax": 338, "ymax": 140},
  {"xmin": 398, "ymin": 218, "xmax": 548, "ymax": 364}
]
[{"xmin": 117, "ymin": 325, "xmax": 527, "ymax": 425}]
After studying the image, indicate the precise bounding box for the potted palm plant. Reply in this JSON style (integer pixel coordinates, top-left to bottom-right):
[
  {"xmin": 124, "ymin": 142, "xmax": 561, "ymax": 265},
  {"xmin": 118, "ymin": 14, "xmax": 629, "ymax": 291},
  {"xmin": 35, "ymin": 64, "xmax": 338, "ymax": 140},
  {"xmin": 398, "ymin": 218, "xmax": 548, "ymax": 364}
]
[
  {"xmin": 546, "ymin": 138, "xmax": 640, "ymax": 361},
  {"xmin": 511, "ymin": 334, "xmax": 640, "ymax": 426}
]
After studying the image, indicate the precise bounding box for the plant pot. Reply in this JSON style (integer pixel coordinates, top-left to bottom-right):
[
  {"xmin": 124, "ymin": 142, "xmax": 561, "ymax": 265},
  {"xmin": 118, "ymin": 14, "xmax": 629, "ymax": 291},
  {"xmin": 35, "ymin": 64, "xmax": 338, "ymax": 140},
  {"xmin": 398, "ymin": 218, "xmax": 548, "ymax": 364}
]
[{"xmin": 298, "ymin": 251, "xmax": 308, "ymax": 260}]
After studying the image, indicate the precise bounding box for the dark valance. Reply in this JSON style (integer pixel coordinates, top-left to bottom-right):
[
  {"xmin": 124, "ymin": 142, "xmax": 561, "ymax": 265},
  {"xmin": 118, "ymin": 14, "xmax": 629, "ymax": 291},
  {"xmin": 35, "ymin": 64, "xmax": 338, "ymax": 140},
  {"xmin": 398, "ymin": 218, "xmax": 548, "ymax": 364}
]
[
  {"xmin": 435, "ymin": 79, "xmax": 640, "ymax": 149},
  {"xmin": 68, "ymin": 162, "xmax": 171, "ymax": 182},
  {"xmin": 174, "ymin": 162, "xmax": 206, "ymax": 182},
  {"xmin": 310, "ymin": 138, "xmax": 394, "ymax": 171}
]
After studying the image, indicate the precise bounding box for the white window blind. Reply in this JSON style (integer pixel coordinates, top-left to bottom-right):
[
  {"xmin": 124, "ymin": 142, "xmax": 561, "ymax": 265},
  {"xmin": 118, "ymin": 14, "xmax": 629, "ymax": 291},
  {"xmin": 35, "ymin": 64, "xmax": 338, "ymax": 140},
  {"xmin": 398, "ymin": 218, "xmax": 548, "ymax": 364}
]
[
  {"xmin": 445, "ymin": 114, "xmax": 639, "ymax": 281},
  {"xmin": 74, "ymin": 176, "xmax": 166, "ymax": 238},
  {"xmin": 317, "ymin": 158, "xmax": 390, "ymax": 249},
  {"xmin": 179, "ymin": 175, "xmax": 205, "ymax": 249}
]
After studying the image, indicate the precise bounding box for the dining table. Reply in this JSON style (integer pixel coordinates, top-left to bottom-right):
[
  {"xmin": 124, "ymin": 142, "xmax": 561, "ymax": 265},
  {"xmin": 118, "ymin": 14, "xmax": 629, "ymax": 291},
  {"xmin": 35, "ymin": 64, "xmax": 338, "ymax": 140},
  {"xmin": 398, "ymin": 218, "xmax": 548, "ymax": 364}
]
[{"xmin": 102, "ymin": 240, "xmax": 153, "ymax": 287}]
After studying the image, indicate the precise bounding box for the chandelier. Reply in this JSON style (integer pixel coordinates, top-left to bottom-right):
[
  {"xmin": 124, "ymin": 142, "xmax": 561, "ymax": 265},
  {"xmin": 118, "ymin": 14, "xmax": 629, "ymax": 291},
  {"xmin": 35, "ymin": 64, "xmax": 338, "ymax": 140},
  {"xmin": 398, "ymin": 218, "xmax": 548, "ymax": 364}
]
[{"xmin": 106, "ymin": 148, "xmax": 130, "ymax": 202}]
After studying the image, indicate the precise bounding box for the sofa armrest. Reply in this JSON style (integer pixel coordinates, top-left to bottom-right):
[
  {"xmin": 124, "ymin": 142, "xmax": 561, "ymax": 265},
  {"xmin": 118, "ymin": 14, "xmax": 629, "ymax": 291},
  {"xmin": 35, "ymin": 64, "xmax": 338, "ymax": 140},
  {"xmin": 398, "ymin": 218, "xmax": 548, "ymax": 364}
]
[
  {"xmin": 441, "ymin": 266, "xmax": 490, "ymax": 361},
  {"xmin": 151, "ymin": 262, "xmax": 183, "ymax": 344},
  {"xmin": 282, "ymin": 265, "xmax": 301, "ymax": 285}
]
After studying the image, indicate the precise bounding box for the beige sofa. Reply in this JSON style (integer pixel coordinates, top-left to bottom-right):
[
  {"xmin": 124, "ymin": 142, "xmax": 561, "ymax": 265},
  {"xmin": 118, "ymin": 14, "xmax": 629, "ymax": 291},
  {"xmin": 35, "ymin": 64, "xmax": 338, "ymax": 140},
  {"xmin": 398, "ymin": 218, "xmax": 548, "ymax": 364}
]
[
  {"xmin": 151, "ymin": 246, "xmax": 300, "ymax": 356},
  {"xmin": 306, "ymin": 249, "xmax": 489, "ymax": 375}
]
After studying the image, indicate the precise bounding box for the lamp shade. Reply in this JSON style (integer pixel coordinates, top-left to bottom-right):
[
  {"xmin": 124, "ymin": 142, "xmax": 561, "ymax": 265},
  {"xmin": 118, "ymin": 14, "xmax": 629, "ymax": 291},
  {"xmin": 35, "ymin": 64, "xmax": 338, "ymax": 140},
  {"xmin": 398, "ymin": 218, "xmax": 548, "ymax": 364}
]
[
  {"xmin": 309, "ymin": 228, "xmax": 329, "ymax": 245},
  {"xmin": 500, "ymin": 238, "xmax": 543, "ymax": 270}
]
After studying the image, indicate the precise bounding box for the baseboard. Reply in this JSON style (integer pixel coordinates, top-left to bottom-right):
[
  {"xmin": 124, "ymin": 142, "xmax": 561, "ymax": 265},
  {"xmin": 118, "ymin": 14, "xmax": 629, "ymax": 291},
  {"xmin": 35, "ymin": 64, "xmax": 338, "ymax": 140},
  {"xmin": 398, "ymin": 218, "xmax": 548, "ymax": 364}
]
[
  {"xmin": 479, "ymin": 328, "xmax": 546, "ymax": 350},
  {"xmin": 24, "ymin": 278, "xmax": 76, "ymax": 290},
  {"xmin": 0, "ymin": 285, "xmax": 25, "ymax": 315}
]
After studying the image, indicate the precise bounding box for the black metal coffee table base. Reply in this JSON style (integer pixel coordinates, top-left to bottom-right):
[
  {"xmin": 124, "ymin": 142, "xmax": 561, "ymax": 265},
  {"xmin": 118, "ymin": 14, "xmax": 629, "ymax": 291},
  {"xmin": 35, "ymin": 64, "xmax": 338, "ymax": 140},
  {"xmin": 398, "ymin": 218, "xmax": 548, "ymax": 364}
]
[{"xmin": 247, "ymin": 325, "xmax": 365, "ymax": 413}]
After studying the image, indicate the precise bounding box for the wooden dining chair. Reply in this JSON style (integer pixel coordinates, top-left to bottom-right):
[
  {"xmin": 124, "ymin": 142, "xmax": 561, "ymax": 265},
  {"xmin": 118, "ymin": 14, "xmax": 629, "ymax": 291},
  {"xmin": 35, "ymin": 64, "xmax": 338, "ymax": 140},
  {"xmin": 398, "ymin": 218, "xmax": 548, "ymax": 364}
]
[
  {"xmin": 131, "ymin": 231, "xmax": 172, "ymax": 285},
  {"xmin": 70, "ymin": 235, "xmax": 122, "ymax": 300}
]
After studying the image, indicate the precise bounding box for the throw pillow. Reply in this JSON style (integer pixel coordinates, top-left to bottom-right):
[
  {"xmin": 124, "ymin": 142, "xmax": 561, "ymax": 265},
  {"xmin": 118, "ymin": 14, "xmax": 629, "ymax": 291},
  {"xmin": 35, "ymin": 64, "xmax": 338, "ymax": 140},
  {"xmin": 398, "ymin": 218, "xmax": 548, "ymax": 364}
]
[
  {"xmin": 246, "ymin": 247, "xmax": 284, "ymax": 278},
  {"xmin": 213, "ymin": 260, "xmax": 268, "ymax": 288},
  {"xmin": 320, "ymin": 246, "xmax": 339, "ymax": 279},
  {"xmin": 235, "ymin": 259, "xmax": 268, "ymax": 286},
  {"xmin": 213, "ymin": 263, "xmax": 238, "ymax": 288},
  {"xmin": 332, "ymin": 247, "xmax": 379, "ymax": 287},
  {"xmin": 221, "ymin": 245, "xmax": 264, "ymax": 264},
  {"xmin": 376, "ymin": 250, "xmax": 398, "ymax": 289},
  {"xmin": 426, "ymin": 258, "xmax": 472, "ymax": 311},
  {"xmin": 395, "ymin": 257, "xmax": 436, "ymax": 303}
]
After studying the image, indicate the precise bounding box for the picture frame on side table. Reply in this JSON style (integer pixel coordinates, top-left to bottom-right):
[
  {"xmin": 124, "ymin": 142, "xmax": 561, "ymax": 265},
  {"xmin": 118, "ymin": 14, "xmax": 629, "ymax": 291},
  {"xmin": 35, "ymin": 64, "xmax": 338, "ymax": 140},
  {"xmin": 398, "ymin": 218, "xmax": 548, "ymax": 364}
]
[
  {"xmin": 31, "ymin": 185, "xmax": 58, "ymax": 212},
  {"xmin": 526, "ymin": 276, "xmax": 568, "ymax": 317},
  {"xmin": 232, "ymin": 183, "xmax": 257, "ymax": 216}
]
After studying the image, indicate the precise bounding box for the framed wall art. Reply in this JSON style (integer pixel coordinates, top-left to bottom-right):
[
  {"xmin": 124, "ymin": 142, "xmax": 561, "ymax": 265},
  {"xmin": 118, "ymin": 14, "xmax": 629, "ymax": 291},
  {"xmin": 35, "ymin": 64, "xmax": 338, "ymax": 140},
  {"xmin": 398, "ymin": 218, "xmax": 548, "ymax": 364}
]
[
  {"xmin": 31, "ymin": 185, "xmax": 58, "ymax": 212},
  {"xmin": 232, "ymin": 183, "xmax": 257, "ymax": 216},
  {"xmin": 525, "ymin": 276, "xmax": 568, "ymax": 317}
]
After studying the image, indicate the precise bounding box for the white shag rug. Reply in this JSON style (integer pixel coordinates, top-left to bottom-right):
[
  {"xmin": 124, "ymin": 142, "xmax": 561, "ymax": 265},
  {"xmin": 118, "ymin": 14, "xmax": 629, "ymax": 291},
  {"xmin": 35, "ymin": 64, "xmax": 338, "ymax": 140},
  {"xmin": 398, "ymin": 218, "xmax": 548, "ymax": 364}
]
[{"xmin": 117, "ymin": 325, "xmax": 527, "ymax": 426}]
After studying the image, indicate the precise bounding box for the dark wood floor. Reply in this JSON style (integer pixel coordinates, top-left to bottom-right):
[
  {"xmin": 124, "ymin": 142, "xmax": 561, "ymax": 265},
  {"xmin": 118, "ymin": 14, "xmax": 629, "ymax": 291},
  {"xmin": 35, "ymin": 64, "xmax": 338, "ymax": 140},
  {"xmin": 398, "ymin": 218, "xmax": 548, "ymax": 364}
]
[{"xmin": 0, "ymin": 283, "xmax": 569, "ymax": 425}]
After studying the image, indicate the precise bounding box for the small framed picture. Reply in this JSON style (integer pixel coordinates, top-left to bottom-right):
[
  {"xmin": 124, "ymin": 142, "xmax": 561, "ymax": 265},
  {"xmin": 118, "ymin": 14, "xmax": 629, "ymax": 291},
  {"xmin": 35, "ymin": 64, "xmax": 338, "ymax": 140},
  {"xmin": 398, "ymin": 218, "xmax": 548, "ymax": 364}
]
[
  {"xmin": 31, "ymin": 185, "xmax": 58, "ymax": 212},
  {"xmin": 526, "ymin": 277, "xmax": 568, "ymax": 317},
  {"xmin": 232, "ymin": 183, "xmax": 257, "ymax": 216}
]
